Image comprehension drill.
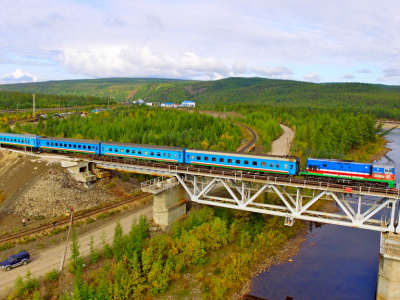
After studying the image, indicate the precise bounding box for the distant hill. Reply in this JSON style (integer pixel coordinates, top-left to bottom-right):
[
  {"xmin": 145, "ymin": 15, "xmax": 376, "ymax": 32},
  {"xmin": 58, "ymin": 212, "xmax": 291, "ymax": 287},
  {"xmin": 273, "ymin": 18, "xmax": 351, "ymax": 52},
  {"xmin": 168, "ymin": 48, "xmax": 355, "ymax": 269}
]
[{"xmin": 1, "ymin": 77, "xmax": 400, "ymax": 117}]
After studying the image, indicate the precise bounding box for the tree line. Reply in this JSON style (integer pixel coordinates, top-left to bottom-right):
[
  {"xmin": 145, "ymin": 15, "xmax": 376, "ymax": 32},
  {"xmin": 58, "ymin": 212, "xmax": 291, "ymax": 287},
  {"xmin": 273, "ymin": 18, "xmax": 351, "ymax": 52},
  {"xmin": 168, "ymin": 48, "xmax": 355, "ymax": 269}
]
[{"xmin": 18, "ymin": 106, "xmax": 242, "ymax": 152}]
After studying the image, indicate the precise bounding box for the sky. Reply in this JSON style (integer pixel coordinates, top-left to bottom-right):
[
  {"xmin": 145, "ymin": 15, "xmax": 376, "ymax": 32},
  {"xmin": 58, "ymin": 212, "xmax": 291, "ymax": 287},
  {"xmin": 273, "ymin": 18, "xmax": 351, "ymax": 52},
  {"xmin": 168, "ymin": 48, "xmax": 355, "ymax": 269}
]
[{"xmin": 1, "ymin": 0, "xmax": 400, "ymax": 85}]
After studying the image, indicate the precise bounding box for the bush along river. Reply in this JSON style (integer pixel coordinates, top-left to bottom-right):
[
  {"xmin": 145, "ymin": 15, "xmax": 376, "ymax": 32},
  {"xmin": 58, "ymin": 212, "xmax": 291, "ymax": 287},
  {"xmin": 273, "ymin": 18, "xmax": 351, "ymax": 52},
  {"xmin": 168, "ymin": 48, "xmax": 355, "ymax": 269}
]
[{"xmin": 249, "ymin": 129, "xmax": 400, "ymax": 300}]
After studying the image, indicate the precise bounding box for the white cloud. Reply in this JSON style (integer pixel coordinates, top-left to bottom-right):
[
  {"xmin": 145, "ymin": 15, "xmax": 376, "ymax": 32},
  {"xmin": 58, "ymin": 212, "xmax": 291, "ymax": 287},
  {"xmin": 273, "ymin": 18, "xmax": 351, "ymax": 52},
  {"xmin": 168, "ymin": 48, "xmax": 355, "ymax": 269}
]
[
  {"xmin": 2, "ymin": 1, "xmax": 400, "ymax": 83},
  {"xmin": 356, "ymin": 68, "xmax": 371, "ymax": 73},
  {"xmin": 249, "ymin": 66, "xmax": 293, "ymax": 79},
  {"xmin": 382, "ymin": 68, "xmax": 400, "ymax": 77},
  {"xmin": 341, "ymin": 74, "xmax": 355, "ymax": 79},
  {"xmin": 58, "ymin": 46, "xmax": 229, "ymax": 79},
  {"xmin": 304, "ymin": 72, "xmax": 320, "ymax": 82},
  {"xmin": 0, "ymin": 69, "xmax": 39, "ymax": 84}
]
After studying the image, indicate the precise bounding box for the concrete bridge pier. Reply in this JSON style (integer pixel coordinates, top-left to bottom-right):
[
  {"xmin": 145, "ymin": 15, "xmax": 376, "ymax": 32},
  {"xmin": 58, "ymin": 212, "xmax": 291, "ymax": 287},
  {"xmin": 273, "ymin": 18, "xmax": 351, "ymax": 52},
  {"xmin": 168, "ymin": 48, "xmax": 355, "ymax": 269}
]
[
  {"xmin": 142, "ymin": 177, "xmax": 187, "ymax": 231},
  {"xmin": 377, "ymin": 233, "xmax": 400, "ymax": 300}
]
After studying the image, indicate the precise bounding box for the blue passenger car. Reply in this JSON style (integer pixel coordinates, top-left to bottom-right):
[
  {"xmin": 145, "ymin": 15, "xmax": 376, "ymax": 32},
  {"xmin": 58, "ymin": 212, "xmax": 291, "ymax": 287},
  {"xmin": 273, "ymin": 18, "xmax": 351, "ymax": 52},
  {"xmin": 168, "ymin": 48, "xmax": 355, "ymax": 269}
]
[
  {"xmin": 0, "ymin": 133, "xmax": 38, "ymax": 148},
  {"xmin": 100, "ymin": 142, "xmax": 185, "ymax": 163},
  {"xmin": 38, "ymin": 137, "xmax": 101, "ymax": 155},
  {"xmin": 185, "ymin": 149, "xmax": 299, "ymax": 175}
]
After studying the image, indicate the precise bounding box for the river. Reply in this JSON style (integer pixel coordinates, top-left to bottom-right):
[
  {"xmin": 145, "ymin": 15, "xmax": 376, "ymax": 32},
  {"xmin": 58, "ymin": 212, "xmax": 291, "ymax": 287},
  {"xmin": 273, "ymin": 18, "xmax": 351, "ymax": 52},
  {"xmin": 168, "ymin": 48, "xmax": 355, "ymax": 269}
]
[{"xmin": 249, "ymin": 129, "xmax": 400, "ymax": 300}]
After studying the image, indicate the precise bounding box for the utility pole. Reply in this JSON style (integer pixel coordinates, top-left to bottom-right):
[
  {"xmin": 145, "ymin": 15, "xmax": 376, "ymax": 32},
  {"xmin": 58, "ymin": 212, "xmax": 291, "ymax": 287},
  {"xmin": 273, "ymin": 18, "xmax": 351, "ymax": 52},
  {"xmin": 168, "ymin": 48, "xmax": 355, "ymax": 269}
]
[
  {"xmin": 32, "ymin": 94, "xmax": 35, "ymax": 118},
  {"xmin": 60, "ymin": 207, "xmax": 74, "ymax": 271}
]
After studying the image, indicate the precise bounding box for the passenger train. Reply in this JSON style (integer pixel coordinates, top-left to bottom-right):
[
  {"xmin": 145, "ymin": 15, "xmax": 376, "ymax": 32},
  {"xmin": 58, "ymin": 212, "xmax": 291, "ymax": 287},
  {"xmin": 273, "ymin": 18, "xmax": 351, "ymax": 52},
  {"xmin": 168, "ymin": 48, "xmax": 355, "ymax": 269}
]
[{"xmin": 0, "ymin": 132, "xmax": 396, "ymax": 188}]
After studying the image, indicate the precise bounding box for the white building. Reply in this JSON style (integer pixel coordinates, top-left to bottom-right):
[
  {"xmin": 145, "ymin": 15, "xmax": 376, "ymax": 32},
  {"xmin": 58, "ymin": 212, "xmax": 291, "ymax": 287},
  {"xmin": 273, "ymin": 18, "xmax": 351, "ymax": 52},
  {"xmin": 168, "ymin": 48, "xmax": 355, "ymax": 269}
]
[{"xmin": 181, "ymin": 100, "xmax": 195, "ymax": 107}]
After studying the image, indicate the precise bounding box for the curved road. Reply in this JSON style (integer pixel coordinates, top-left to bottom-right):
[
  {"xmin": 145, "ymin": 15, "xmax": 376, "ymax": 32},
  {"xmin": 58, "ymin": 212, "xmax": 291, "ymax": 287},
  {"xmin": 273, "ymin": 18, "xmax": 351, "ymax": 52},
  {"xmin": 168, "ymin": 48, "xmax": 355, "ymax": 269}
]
[{"xmin": 269, "ymin": 124, "xmax": 295, "ymax": 156}]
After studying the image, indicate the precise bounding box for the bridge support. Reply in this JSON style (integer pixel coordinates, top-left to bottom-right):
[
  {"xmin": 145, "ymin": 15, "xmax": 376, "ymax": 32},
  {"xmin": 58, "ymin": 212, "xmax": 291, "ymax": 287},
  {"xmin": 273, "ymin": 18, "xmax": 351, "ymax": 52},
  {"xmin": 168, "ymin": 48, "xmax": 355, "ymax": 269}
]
[
  {"xmin": 377, "ymin": 233, "xmax": 400, "ymax": 300},
  {"xmin": 142, "ymin": 177, "xmax": 186, "ymax": 231}
]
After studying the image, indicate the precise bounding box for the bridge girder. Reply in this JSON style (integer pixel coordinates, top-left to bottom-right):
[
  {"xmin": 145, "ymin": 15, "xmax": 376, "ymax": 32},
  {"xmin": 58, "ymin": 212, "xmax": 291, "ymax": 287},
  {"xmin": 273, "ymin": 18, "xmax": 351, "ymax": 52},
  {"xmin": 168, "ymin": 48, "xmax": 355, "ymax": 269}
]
[
  {"xmin": 174, "ymin": 174, "xmax": 399, "ymax": 233},
  {"xmin": 94, "ymin": 159, "xmax": 400, "ymax": 233}
]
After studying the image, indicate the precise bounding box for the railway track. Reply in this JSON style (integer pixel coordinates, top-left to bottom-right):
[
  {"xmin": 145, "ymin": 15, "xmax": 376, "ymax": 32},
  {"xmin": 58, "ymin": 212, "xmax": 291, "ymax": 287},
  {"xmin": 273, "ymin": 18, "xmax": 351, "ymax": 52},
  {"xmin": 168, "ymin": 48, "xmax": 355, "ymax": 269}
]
[
  {"xmin": 234, "ymin": 122, "xmax": 257, "ymax": 153},
  {"xmin": 1, "ymin": 145, "xmax": 398, "ymax": 197},
  {"xmin": 0, "ymin": 193, "xmax": 152, "ymax": 245}
]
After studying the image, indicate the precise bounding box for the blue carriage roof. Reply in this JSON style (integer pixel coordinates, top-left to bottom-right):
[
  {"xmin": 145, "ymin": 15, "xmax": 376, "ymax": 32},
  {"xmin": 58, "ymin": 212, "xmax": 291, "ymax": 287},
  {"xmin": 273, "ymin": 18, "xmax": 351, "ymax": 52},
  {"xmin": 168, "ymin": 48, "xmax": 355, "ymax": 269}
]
[
  {"xmin": 38, "ymin": 136, "xmax": 100, "ymax": 144},
  {"xmin": 0, "ymin": 132, "xmax": 37, "ymax": 138},
  {"xmin": 186, "ymin": 149, "xmax": 299, "ymax": 162},
  {"xmin": 101, "ymin": 141, "xmax": 185, "ymax": 151}
]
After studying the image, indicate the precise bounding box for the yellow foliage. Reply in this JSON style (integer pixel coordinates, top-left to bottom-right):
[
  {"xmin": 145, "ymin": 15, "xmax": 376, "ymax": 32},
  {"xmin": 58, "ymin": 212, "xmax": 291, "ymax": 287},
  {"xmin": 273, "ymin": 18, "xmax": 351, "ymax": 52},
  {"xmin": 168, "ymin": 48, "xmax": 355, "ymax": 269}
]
[{"xmin": 201, "ymin": 140, "xmax": 209, "ymax": 149}]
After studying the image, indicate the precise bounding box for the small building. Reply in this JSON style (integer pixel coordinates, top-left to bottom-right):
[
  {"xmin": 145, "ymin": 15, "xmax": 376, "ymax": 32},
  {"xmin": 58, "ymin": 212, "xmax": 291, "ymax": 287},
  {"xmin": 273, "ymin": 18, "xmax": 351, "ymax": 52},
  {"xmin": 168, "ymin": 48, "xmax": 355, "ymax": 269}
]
[
  {"xmin": 133, "ymin": 99, "xmax": 145, "ymax": 105},
  {"xmin": 160, "ymin": 103, "xmax": 177, "ymax": 108},
  {"xmin": 146, "ymin": 102, "xmax": 160, "ymax": 106},
  {"xmin": 90, "ymin": 108, "xmax": 109, "ymax": 113},
  {"xmin": 181, "ymin": 101, "xmax": 195, "ymax": 107}
]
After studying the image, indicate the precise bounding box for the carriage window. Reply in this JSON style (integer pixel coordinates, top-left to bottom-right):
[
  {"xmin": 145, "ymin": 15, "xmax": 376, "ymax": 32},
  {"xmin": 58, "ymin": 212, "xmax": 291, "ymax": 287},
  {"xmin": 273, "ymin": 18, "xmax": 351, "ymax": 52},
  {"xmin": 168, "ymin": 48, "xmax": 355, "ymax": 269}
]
[
  {"xmin": 284, "ymin": 164, "xmax": 288, "ymax": 169},
  {"xmin": 47, "ymin": 142, "xmax": 49, "ymax": 145},
  {"xmin": 157, "ymin": 152, "xmax": 161, "ymax": 157},
  {"xmin": 276, "ymin": 163, "xmax": 279, "ymax": 168},
  {"xmin": 88, "ymin": 146, "xmax": 91, "ymax": 150},
  {"xmin": 212, "ymin": 157, "xmax": 216, "ymax": 162},
  {"xmin": 126, "ymin": 149, "xmax": 130, "ymax": 153},
  {"xmin": 73, "ymin": 144, "xmax": 76, "ymax": 148},
  {"xmin": 69, "ymin": 144, "xmax": 72, "ymax": 147},
  {"xmin": 174, "ymin": 154, "xmax": 177, "ymax": 158},
  {"xmin": 197, "ymin": 156, "xmax": 201, "ymax": 160},
  {"xmin": 132, "ymin": 150, "xmax": 136, "ymax": 154},
  {"xmin": 261, "ymin": 162, "xmax": 266, "ymax": 167},
  {"xmin": 51, "ymin": 142, "xmax": 54, "ymax": 146},
  {"xmin": 55, "ymin": 143, "xmax": 58, "ymax": 146},
  {"xmin": 150, "ymin": 152, "xmax": 154, "ymax": 156},
  {"xmin": 120, "ymin": 149, "xmax": 124, "ymax": 153},
  {"xmin": 163, "ymin": 153, "xmax": 166, "ymax": 157},
  {"xmin": 270, "ymin": 163, "xmax": 273, "ymax": 167},
  {"xmin": 290, "ymin": 165, "xmax": 293, "ymax": 169},
  {"xmin": 236, "ymin": 160, "xmax": 240, "ymax": 164},
  {"xmin": 138, "ymin": 151, "xmax": 142, "ymax": 154},
  {"xmin": 78, "ymin": 145, "xmax": 82, "ymax": 149},
  {"xmin": 228, "ymin": 159, "xmax": 232, "ymax": 163},
  {"xmin": 323, "ymin": 164, "xmax": 327, "ymax": 167},
  {"xmin": 168, "ymin": 153, "xmax": 170, "ymax": 157},
  {"xmin": 220, "ymin": 158, "xmax": 224, "ymax": 162},
  {"xmin": 145, "ymin": 151, "xmax": 148, "ymax": 155},
  {"xmin": 252, "ymin": 161, "xmax": 257, "ymax": 166},
  {"xmin": 205, "ymin": 157, "xmax": 209, "ymax": 161},
  {"xmin": 114, "ymin": 148, "xmax": 117, "ymax": 152},
  {"xmin": 83, "ymin": 145, "xmax": 87, "ymax": 149}
]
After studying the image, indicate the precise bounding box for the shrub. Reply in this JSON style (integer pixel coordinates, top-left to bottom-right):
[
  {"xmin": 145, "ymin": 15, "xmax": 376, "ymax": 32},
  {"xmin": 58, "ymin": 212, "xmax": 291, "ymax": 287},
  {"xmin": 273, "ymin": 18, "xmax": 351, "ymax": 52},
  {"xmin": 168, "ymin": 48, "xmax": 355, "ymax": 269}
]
[{"xmin": 45, "ymin": 269, "xmax": 59, "ymax": 281}]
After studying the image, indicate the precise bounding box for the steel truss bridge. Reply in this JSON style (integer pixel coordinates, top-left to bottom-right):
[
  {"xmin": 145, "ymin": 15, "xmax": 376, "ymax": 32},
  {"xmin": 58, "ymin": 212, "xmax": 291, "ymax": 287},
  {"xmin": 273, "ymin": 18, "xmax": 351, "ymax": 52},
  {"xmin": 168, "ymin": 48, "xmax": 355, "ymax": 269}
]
[{"xmin": 92, "ymin": 157, "xmax": 400, "ymax": 234}]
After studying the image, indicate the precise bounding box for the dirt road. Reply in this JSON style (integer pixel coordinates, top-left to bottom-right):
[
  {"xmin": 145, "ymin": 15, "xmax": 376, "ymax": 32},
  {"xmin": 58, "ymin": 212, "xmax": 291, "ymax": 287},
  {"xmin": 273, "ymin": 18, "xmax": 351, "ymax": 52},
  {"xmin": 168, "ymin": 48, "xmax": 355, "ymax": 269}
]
[
  {"xmin": 269, "ymin": 124, "xmax": 294, "ymax": 156},
  {"xmin": 0, "ymin": 205, "xmax": 153, "ymax": 297}
]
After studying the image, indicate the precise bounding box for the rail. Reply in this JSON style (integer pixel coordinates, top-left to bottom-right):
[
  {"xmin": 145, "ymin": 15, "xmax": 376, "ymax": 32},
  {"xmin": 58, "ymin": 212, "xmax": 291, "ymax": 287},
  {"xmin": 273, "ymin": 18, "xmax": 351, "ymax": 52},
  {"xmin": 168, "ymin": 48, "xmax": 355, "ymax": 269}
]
[{"xmin": 0, "ymin": 193, "xmax": 152, "ymax": 245}]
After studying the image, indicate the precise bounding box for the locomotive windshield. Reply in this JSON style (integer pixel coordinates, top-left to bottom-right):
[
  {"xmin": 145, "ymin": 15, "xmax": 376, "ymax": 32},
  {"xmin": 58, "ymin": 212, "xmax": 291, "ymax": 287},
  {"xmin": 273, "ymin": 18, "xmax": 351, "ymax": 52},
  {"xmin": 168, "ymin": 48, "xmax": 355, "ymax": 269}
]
[{"xmin": 385, "ymin": 168, "xmax": 395, "ymax": 174}]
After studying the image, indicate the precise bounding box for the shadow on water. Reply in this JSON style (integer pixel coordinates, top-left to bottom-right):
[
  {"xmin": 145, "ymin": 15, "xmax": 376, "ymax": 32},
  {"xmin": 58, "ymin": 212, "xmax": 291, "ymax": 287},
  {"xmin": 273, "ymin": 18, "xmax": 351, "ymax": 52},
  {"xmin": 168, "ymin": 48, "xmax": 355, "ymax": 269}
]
[{"xmin": 248, "ymin": 129, "xmax": 400, "ymax": 300}]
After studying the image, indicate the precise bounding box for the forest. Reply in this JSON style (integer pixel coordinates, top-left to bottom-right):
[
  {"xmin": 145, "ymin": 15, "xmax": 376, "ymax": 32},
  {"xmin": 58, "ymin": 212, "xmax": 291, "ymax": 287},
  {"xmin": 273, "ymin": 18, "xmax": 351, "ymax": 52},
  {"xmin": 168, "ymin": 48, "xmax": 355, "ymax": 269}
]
[
  {"xmin": 0, "ymin": 91, "xmax": 115, "ymax": 110},
  {"xmin": 14, "ymin": 106, "xmax": 243, "ymax": 152},
  {"xmin": 1, "ymin": 77, "xmax": 400, "ymax": 118}
]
